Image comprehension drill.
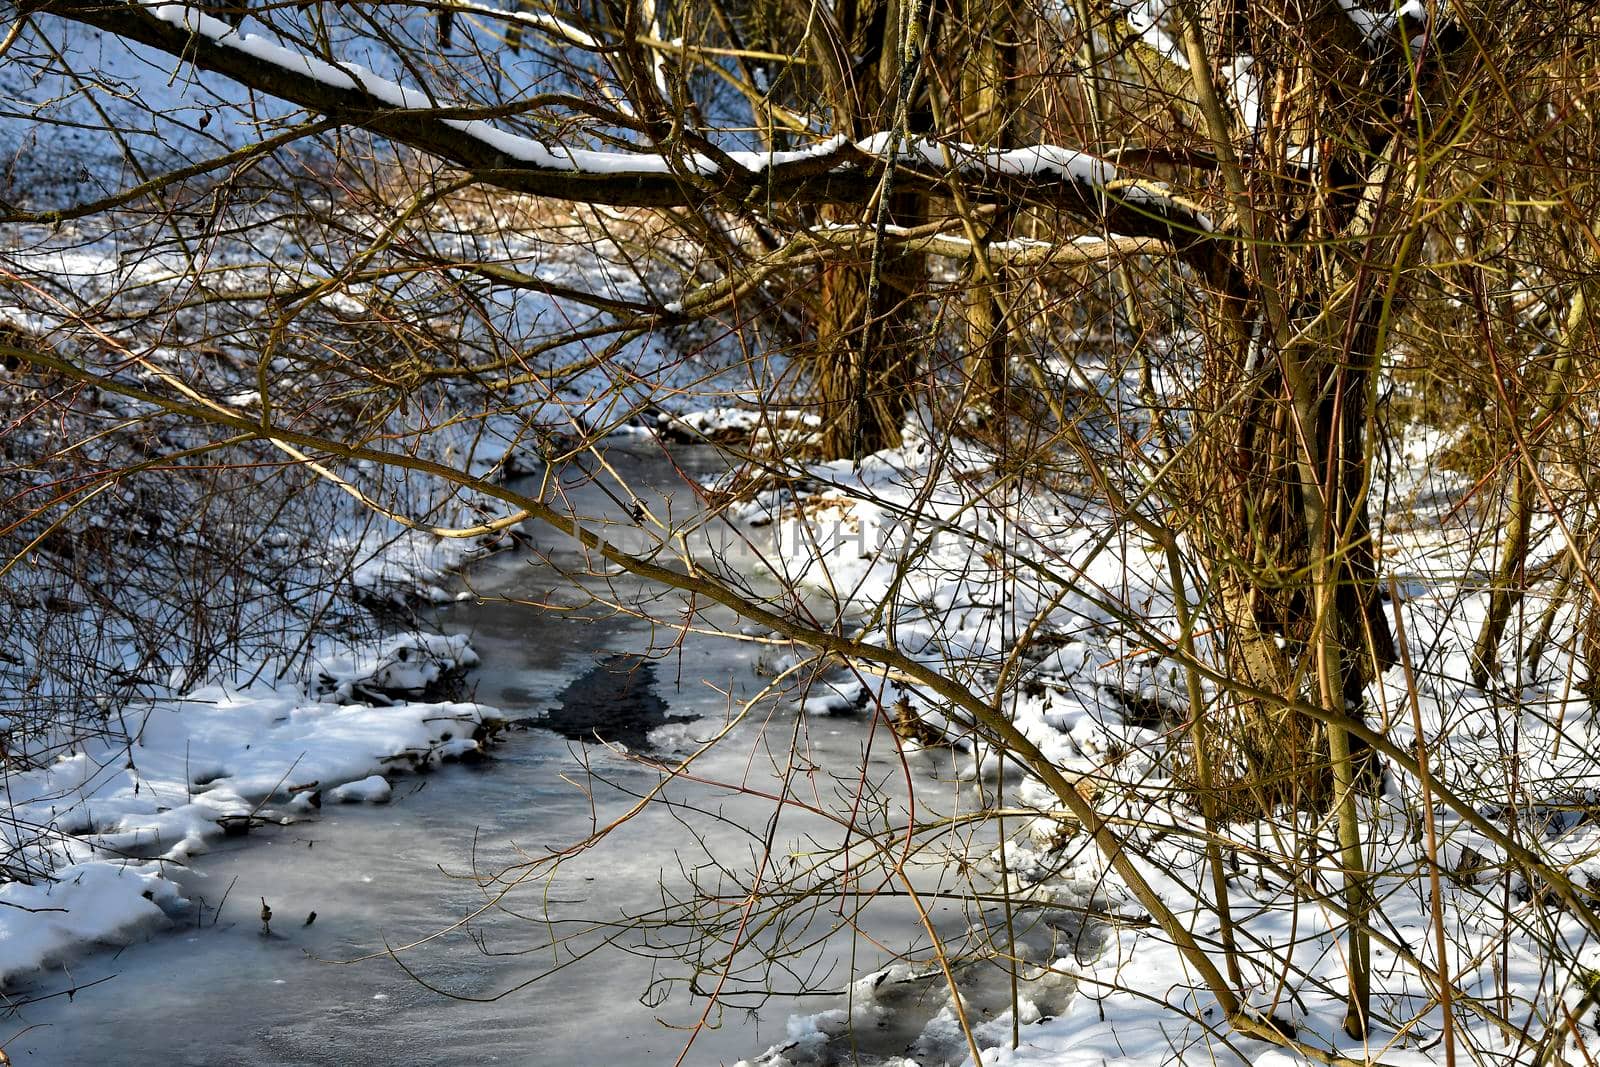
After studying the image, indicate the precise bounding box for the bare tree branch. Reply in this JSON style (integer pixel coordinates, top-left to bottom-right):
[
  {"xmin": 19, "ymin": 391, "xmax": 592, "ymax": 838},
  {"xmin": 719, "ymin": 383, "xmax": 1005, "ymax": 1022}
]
[{"xmin": 29, "ymin": 0, "xmax": 1232, "ymax": 281}]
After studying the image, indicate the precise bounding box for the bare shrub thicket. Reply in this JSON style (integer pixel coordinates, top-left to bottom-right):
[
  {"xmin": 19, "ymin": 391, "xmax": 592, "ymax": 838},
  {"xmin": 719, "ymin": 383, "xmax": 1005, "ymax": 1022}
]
[{"xmin": 8, "ymin": 0, "xmax": 1600, "ymax": 1061}]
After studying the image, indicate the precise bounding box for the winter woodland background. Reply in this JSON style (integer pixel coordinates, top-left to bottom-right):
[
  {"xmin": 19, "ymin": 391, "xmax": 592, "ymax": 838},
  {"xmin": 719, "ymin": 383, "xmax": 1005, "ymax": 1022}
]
[{"xmin": 4, "ymin": 0, "xmax": 1600, "ymax": 1064}]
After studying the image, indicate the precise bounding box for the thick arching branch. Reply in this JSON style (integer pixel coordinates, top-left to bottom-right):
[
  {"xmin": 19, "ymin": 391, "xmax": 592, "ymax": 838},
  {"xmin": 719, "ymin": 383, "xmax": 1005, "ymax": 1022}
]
[{"xmin": 30, "ymin": 0, "xmax": 1232, "ymax": 281}]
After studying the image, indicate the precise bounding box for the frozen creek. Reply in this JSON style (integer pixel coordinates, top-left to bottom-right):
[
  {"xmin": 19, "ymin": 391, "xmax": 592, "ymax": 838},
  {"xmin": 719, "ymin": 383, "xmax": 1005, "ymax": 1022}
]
[{"xmin": 6, "ymin": 444, "xmax": 1078, "ymax": 1066}]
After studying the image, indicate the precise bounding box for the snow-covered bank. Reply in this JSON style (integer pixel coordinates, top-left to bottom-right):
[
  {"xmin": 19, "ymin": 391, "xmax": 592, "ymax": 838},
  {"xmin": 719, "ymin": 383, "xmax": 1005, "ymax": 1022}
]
[
  {"xmin": 0, "ymin": 178, "xmax": 767, "ymax": 1003},
  {"xmin": 718, "ymin": 411, "xmax": 1600, "ymax": 1067},
  {"xmin": 0, "ymin": 628, "xmax": 505, "ymax": 989}
]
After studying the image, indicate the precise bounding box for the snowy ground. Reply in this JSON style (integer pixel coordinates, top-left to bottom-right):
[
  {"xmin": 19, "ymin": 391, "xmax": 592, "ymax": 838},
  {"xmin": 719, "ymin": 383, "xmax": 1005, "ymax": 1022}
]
[
  {"xmin": 0, "ymin": 384, "xmax": 510, "ymax": 989},
  {"xmin": 5, "ymin": 214, "xmax": 1593, "ymax": 1067},
  {"xmin": 0, "ymin": 165, "xmax": 787, "ymax": 1013},
  {"xmin": 705, "ymin": 401, "xmax": 1600, "ymax": 1066},
  {"xmin": 0, "ymin": 632, "xmax": 495, "ymax": 987},
  {"xmin": 6, "ymin": 229, "xmax": 1593, "ymax": 1066},
  {"xmin": 4, "ymin": 11, "xmax": 1597, "ymax": 1065}
]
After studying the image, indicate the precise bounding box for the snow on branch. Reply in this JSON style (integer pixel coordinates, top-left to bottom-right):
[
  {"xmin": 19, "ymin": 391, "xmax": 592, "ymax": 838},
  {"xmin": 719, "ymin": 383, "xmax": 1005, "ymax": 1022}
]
[
  {"xmin": 1337, "ymin": 0, "xmax": 1433, "ymax": 45},
  {"xmin": 807, "ymin": 223, "xmax": 1173, "ymax": 267},
  {"xmin": 1111, "ymin": 0, "xmax": 1189, "ymax": 70},
  {"xmin": 32, "ymin": 0, "xmax": 1225, "ymax": 266},
  {"xmin": 450, "ymin": 0, "xmax": 604, "ymax": 51}
]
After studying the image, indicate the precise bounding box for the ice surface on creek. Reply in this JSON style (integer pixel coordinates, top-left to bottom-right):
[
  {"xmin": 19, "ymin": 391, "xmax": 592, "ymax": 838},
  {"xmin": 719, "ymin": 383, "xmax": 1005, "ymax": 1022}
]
[
  {"xmin": 3, "ymin": 646, "xmax": 1004, "ymax": 1064},
  {"xmin": 5, "ymin": 445, "xmax": 1074, "ymax": 1065}
]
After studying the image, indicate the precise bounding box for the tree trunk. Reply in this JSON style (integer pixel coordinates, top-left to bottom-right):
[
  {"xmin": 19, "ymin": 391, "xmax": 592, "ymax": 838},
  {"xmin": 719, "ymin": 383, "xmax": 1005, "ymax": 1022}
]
[
  {"xmin": 813, "ymin": 233, "xmax": 917, "ymax": 456},
  {"xmin": 801, "ymin": 0, "xmax": 929, "ymax": 458},
  {"xmin": 1191, "ymin": 298, "xmax": 1396, "ymax": 815},
  {"xmin": 955, "ymin": 0, "xmax": 1017, "ymax": 401}
]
